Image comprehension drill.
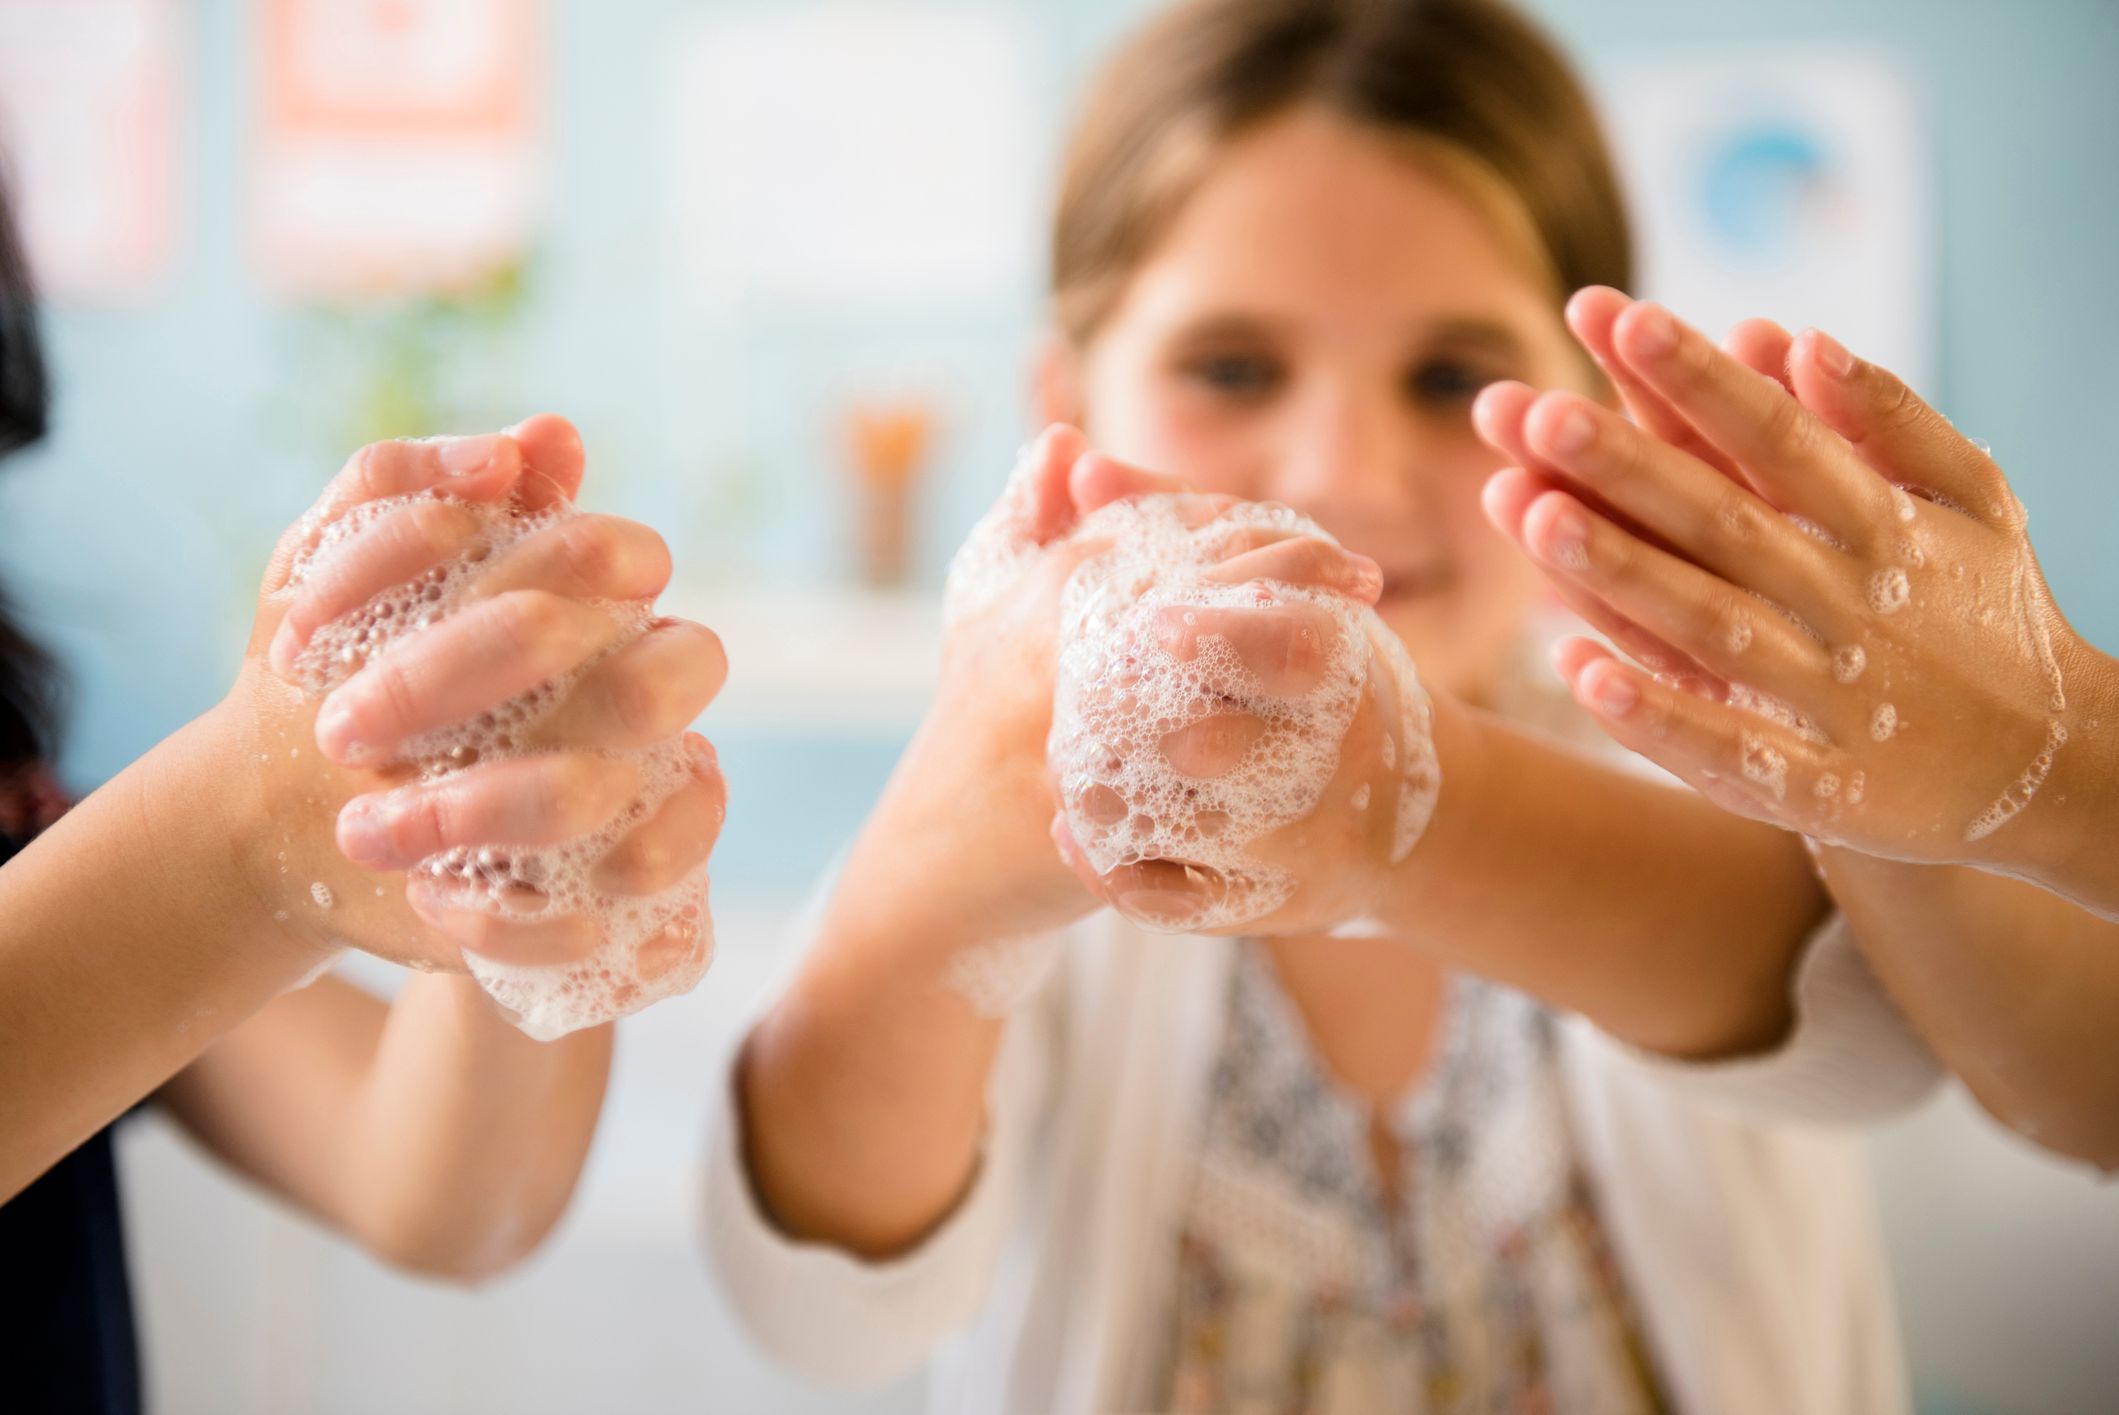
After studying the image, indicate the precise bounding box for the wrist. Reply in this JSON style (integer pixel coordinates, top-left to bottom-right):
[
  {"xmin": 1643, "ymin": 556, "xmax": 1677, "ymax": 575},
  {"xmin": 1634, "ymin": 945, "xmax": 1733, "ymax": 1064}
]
[
  {"xmin": 141, "ymin": 692, "xmax": 337, "ymax": 978},
  {"xmin": 1992, "ymin": 638, "xmax": 2119, "ymax": 907},
  {"xmin": 835, "ymin": 717, "xmax": 1092, "ymax": 966},
  {"xmin": 1372, "ymin": 691, "xmax": 1494, "ymax": 940}
]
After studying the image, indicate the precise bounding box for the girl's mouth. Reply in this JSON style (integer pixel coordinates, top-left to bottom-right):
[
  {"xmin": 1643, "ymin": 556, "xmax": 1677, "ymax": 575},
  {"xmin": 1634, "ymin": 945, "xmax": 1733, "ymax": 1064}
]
[{"xmin": 1379, "ymin": 565, "xmax": 1452, "ymax": 601}]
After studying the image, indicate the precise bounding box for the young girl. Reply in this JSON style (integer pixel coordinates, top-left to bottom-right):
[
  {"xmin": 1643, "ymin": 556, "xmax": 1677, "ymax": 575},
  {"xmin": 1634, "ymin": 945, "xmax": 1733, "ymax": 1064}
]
[
  {"xmin": 706, "ymin": 2, "xmax": 1938, "ymax": 1411},
  {"xmin": 0, "ymin": 174, "xmax": 727, "ymax": 1409}
]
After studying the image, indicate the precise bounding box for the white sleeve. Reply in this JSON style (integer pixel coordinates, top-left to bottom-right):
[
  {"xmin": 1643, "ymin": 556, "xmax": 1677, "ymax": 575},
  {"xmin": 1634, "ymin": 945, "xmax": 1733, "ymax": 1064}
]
[
  {"xmin": 1592, "ymin": 911, "xmax": 1944, "ymax": 1125},
  {"xmin": 702, "ymin": 974, "xmax": 1055, "ymax": 1391}
]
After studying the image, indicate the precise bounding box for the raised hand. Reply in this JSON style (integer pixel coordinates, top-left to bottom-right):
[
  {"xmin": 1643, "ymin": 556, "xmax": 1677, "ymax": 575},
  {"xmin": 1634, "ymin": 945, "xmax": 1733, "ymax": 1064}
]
[
  {"xmin": 237, "ymin": 416, "xmax": 729, "ymax": 1034},
  {"xmin": 1475, "ymin": 290, "xmax": 2118, "ymax": 915},
  {"xmin": 1042, "ymin": 462, "xmax": 1434, "ymax": 936}
]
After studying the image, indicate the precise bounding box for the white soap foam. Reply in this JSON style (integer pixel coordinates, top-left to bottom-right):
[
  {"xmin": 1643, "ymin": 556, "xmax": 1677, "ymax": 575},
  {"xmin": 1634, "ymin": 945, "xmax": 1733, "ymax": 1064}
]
[
  {"xmin": 1786, "ymin": 514, "xmax": 1847, "ymax": 550},
  {"xmin": 1725, "ymin": 684, "xmax": 1827, "ymax": 745},
  {"xmin": 1868, "ymin": 566, "xmax": 1911, "ymax": 615},
  {"xmin": 1946, "ymin": 548, "xmax": 2072, "ymax": 846},
  {"xmin": 1369, "ymin": 626, "xmax": 1443, "ymax": 863},
  {"xmin": 1738, "ymin": 731, "xmax": 1788, "ymax": 800},
  {"xmin": 1870, "ymin": 703, "xmax": 1898, "ymax": 742},
  {"xmin": 285, "ymin": 949, "xmax": 342, "ymax": 993},
  {"xmin": 1831, "ymin": 644, "xmax": 1867, "ymax": 684},
  {"xmin": 287, "ymin": 492, "xmax": 715, "ymax": 1041},
  {"xmin": 1965, "ymin": 718, "xmax": 2068, "ymax": 843},
  {"xmin": 941, "ymin": 442, "xmax": 1049, "ymax": 629},
  {"xmin": 1027, "ymin": 495, "xmax": 1437, "ymax": 934}
]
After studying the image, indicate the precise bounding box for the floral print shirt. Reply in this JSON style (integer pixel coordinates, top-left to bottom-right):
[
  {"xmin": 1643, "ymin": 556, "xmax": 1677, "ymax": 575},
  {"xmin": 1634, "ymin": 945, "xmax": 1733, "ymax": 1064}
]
[{"xmin": 1160, "ymin": 942, "xmax": 1666, "ymax": 1415}]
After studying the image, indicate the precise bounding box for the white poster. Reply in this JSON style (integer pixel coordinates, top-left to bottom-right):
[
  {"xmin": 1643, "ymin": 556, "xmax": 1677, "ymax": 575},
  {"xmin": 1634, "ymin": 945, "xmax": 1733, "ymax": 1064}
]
[
  {"xmin": 0, "ymin": 0, "xmax": 181, "ymax": 303},
  {"xmin": 668, "ymin": 2, "xmax": 1038, "ymax": 309},
  {"xmin": 253, "ymin": 0, "xmax": 542, "ymax": 298},
  {"xmin": 1598, "ymin": 48, "xmax": 1932, "ymax": 387}
]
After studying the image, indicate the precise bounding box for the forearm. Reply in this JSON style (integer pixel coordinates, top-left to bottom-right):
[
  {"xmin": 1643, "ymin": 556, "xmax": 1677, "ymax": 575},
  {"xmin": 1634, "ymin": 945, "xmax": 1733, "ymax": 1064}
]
[
  {"xmin": 739, "ymin": 737, "xmax": 1046, "ymax": 1260},
  {"xmin": 1817, "ymin": 846, "xmax": 2119, "ymax": 1168},
  {"xmin": 332, "ymin": 975, "xmax": 607, "ymax": 1275},
  {"xmin": 163, "ymin": 971, "xmax": 610, "ymax": 1279},
  {"xmin": 1377, "ymin": 697, "xmax": 1829, "ymax": 1059},
  {"xmin": 0, "ymin": 702, "xmax": 325, "ymax": 1202}
]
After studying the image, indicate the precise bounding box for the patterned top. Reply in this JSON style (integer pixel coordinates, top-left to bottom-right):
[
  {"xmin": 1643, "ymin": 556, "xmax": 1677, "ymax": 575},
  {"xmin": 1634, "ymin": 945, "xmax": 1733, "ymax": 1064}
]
[{"xmin": 1158, "ymin": 941, "xmax": 1665, "ymax": 1414}]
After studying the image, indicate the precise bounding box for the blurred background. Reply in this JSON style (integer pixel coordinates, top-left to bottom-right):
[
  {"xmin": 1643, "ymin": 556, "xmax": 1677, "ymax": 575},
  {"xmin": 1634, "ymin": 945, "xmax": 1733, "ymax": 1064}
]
[{"xmin": 0, "ymin": 0, "xmax": 2114, "ymax": 1411}]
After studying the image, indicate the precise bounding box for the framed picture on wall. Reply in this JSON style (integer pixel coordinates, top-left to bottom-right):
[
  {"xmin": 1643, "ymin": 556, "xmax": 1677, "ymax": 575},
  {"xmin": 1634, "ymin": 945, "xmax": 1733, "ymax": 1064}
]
[
  {"xmin": 0, "ymin": 0, "xmax": 182, "ymax": 303},
  {"xmin": 252, "ymin": 0, "xmax": 543, "ymax": 297},
  {"xmin": 1598, "ymin": 47, "xmax": 1933, "ymax": 389}
]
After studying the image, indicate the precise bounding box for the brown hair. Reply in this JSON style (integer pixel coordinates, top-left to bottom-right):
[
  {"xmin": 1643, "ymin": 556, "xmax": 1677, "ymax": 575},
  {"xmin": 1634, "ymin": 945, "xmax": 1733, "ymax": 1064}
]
[
  {"xmin": 1050, "ymin": 0, "xmax": 1632, "ymax": 344},
  {"xmin": 0, "ymin": 167, "xmax": 62, "ymax": 771}
]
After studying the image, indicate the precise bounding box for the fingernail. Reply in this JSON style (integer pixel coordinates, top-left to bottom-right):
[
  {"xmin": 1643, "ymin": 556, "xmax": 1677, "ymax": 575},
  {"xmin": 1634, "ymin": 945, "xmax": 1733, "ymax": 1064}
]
[
  {"xmin": 440, "ymin": 434, "xmax": 504, "ymax": 477},
  {"xmin": 1809, "ymin": 329, "xmax": 1856, "ymax": 380},
  {"xmin": 1548, "ymin": 405, "xmax": 1595, "ymax": 456},
  {"xmin": 1538, "ymin": 506, "xmax": 1591, "ymax": 572},
  {"xmin": 336, "ymin": 797, "xmax": 390, "ymax": 867},
  {"xmin": 684, "ymin": 732, "xmax": 720, "ymax": 775},
  {"xmin": 1116, "ymin": 887, "xmax": 1207, "ymax": 927},
  {"xmin": 402, "ymin": 876, "xmax": 446, "ymax": 918},
  {"xmin": 268, "ymin": 619, "xmax": 300, "ymax": 676},
  {"xmin": 1631, "ymin": 305, "xmax": 1679, "ymax": 359},
  {"xmin": 1348, "ymin": 554, "xmax": 1385, "ymax": 602},
  {"xmin": 1585, "ymin": 669, "xmax": 1639, "ymax": 718},
  {"xmin": 315, "ymin": 696, "xmax": 358, "ymax": 759}
]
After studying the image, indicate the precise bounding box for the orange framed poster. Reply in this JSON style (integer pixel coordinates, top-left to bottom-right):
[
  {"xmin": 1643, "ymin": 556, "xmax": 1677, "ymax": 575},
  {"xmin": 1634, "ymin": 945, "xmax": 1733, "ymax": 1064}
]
[
  {"xmin": 0, "ymin": 0, "xmax": 182, "ymax": 303},
  {"xmin": 253, "ymin": 0, "xmax": 542, "ymax": 297}
]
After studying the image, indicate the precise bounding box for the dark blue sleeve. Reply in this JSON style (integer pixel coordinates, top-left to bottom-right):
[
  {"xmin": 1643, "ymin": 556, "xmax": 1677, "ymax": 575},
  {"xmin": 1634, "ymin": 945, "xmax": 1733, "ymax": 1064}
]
[{"xmin": 0, "ymin": 828, "xmax": 143, "ymax": 1415}]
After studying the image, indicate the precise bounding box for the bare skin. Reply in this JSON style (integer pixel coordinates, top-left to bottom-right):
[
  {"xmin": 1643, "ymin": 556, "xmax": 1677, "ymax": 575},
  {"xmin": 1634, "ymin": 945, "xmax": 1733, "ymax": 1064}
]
[
  {"xmin": 1, "ymin": 418, "xmax": 727, "ymax": 1269},
  {"xmin": 737, "ymin": 108, "xmax": 1828, "ymax": 1260},
  {"xmin": 157, "ymin": 973, "xmax": 612, "ymax": 1279},
  {"xmin": 1478, "ymin": 288, "xmax": 2119, "ymax": 1167}
]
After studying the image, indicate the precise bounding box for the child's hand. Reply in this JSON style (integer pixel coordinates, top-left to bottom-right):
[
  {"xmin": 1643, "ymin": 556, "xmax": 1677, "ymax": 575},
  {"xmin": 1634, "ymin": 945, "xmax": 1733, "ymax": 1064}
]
[
  {"xmin": 232, "ymin": 417, "xmax": 727, "ymax": 1002},
  {"xmin": 1472, "ymin": 289, "xmax": 2111, "ymax": 879},
  {"xmin": 895, "ymin": 427, "xmax": 1388, "ymax": 946},
  {"xmin": 1042, "ymin": 489, "xmax": 1431, "ymax": 937}
]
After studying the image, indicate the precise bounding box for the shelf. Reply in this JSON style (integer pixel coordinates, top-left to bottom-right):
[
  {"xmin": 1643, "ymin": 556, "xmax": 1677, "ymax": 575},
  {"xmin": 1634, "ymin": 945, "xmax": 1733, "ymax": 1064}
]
[{"xmin": 660, "ymin": 586, "xmax": 942, "ymax": 731}]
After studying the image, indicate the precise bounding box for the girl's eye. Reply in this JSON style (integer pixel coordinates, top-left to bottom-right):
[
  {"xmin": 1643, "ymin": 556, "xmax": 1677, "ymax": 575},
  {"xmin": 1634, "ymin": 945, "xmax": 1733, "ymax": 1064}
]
[
  {"xmin": 1407, "ymin": 359, "xmax": 1497, "ymax": 406},
  {"xmin": 1184, "ymin": 353, "xmax": 1284, "ymax": 399}
]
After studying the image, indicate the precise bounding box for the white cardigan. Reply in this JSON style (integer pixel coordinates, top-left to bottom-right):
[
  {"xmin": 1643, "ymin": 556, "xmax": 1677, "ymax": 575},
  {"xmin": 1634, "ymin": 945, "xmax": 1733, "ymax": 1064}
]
[{"xmin": 705, "ymin": 908, "xmax": 1941, "ymax": 1415}]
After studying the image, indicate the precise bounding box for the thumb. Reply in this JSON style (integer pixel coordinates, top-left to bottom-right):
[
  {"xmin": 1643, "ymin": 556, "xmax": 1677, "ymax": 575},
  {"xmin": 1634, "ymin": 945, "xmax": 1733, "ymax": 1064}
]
[
  {"xmin": 1068, "ymin": 449, "xmax": 1192, "ymax": 518},
  {"xmin": 510, "ymin": 413, "xmax": 587, "ymax": 511}
]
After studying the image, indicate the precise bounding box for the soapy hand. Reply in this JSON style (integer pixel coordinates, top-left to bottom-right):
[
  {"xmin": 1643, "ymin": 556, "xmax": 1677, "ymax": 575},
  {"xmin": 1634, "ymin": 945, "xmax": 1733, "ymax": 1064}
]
[
  {"xmin": 926, "ymin": 426, "xmax": 1422, "ymax": 951},
  {"xmin": 1042, "ymin": 490, "xmax": 1439, "ymax": 936},
  {"xmin": 237, "ymin": 417, "xmax": 728, "ymax": 1037},
  {"xmin": 1474, "ymin": 288, "xmax": 2114, "ymax": 887}
]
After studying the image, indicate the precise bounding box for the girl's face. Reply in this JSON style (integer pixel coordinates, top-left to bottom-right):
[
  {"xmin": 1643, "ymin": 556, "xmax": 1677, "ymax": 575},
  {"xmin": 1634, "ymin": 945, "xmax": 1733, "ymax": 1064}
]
[{"xmin": 1049, "ymin": 106, "xmax": 1597, "ymax": 704}]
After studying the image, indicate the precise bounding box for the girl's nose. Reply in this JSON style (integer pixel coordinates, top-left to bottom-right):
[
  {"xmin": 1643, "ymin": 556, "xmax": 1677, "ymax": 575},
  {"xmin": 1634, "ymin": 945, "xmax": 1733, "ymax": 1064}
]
[{"xmin": 1265, "ymin": 386, "xmax": 1428, "ymax": 527}]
